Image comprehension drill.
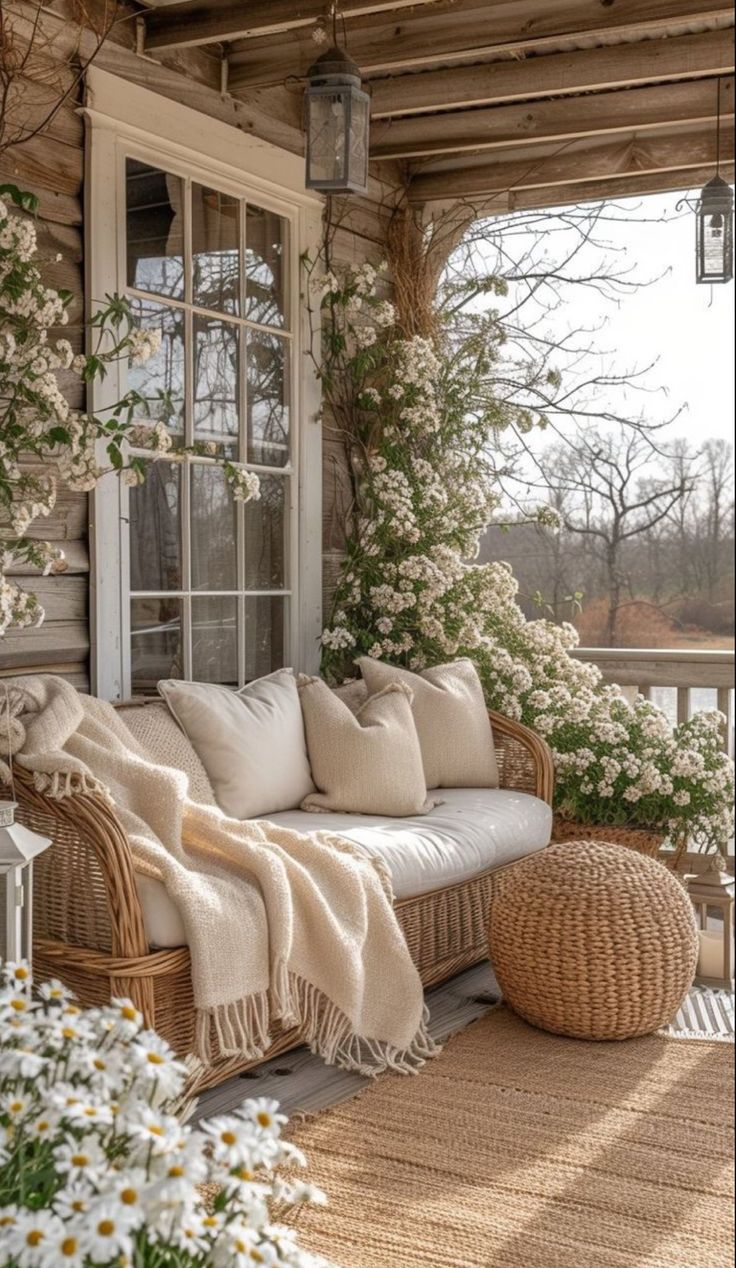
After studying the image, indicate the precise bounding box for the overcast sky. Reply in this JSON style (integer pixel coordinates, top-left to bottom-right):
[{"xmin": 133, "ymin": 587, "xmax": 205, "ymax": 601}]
[{"xmin": 518, "ymin": 189, "xmax": 735, "ymax": 449}]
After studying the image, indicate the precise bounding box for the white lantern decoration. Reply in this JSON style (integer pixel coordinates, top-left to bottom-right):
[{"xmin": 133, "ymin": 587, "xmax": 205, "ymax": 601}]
[
  {"xmin": 305, "ymin": 36, "xmax": 370, "ymax": 195},
  {"xmin": 688, "ymin": 860, "xmax": 734, "ymax": 991},
  {"xmin": 0, "ymin": 798, "xmax": 51, "ymax": 964}
]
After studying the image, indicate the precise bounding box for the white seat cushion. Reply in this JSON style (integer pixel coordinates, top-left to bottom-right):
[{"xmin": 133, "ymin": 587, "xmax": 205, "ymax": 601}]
[{"xmin": 136, "ymin": 788, "xmax": 552, "ymax": 948}]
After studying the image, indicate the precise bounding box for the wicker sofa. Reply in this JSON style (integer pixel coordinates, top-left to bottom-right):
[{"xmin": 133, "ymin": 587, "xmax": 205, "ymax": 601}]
[{"xmin": 16, "ymin": 706, "xmax": 554, "ymax": 1091}]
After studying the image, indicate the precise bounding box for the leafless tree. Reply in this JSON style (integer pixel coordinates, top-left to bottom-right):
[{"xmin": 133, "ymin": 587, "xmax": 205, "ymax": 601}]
[{"xmin": 535, "ymin": 428, "xmax": 698, "ymax": 646}]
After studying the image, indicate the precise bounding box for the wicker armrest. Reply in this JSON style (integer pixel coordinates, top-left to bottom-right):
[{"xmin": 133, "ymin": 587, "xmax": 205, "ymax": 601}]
[
  {"xmin": 488, "ymin": 711, "xmax": 555, "ymax": 805},
  {"xmin": 14, "ymin": 766, "xmax": 149, "ymax": 961}
]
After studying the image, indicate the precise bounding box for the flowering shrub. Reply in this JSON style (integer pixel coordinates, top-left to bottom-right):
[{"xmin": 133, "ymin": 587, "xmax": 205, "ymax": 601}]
[
  {"xmin": 309, "ymin": 260, "xmax": 734, "ymax": 851},
  {"xmin": 0, "ymin": 186, "xmax": 260, "ymax": 636},
  {"xmin": 0, "ymin": 959, "xmax": 329, "ymax": 1268}
]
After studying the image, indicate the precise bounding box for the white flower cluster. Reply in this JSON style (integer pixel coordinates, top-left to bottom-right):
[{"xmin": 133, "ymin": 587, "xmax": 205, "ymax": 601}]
[
  {"xmin": 225, "ymin": 464, "xmax": 262, "ymax": 504},
  {"xmin": 0, "ymin": 960, "xmax": 330, "ymax": 1268},
  {"xmin": 312, "ymin": 260, "xmax": 735, "ymax": 851}
]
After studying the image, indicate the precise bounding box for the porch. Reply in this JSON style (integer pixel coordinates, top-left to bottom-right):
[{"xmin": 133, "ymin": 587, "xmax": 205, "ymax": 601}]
[{"xmin": 1, "ymin": 1, "xmax": 735, "ymax": 1266}]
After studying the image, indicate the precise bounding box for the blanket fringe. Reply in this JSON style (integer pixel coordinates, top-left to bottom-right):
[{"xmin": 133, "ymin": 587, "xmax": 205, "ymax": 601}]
[
  {"xmin": 31, "ymin": 767, "xmax": 112, "ymax": 804},
  {"xmin": 196, "ymin": 990, "xmax": 273, "ymax": 1063},
  {"xmin": 270, "ymin": 963, "xmax": 439, "ymax": 1077}
]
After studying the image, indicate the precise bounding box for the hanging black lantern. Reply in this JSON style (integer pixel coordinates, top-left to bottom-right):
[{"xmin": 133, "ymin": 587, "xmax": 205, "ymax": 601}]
[
  {"xmin": 695, "ymin": 174, "xmax": 734, "ymax": 285},
  {"xmin": 678, "ymin": 78, "xmax": 734, "ymax": 285},
  {"xmin": 305, "ymin": 37, "xmax": 370, "ymax": 195}
]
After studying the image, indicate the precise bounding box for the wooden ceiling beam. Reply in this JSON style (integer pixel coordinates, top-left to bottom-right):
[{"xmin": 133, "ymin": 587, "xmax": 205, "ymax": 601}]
[
  {"xmin": 407, "ymin": 127, "xmax": 735, "ymax": 202},
  {"xmin": 227, "ymin": 1, "xmax": 733, "ymax": 91},
  {"xmin": 506, "ymin": 159, "xmax": 734, "ymax": 211},
  {"xmin": 143, "ymin": 0, "xmax": 441, "ymax": 52},
  {"xmin": 370, "ymin": 28, "xmax": 735, "ymax": 118},
  {"xmin": 371, "ymin": 76, "xmax": 734, "ymax": 160}
]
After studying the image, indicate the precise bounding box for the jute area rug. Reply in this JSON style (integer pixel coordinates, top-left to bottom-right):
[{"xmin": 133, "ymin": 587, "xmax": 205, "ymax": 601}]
[{"xmin": 290, "ymin": 1007, "xmax": 734, "ymax": 1268}]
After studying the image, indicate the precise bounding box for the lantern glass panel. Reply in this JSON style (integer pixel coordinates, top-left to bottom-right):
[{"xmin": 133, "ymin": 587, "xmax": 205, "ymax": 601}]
[
  {"xmin": 308, "ymin": 92, "xmax": 347, "ymax": 186},
  {"xmin": 349, "ymin": 92, "xmax": 370, "ymax": 191}
]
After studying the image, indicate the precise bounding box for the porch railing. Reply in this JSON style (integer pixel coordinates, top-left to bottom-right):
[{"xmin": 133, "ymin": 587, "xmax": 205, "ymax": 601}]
[{"xmin": 571, "ymin": 648, "xmax": 735, "ymax": 755}]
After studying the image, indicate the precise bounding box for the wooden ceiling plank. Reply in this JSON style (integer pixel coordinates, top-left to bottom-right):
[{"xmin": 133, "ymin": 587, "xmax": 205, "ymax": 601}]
[
  {"xmin": 144, "ymin": 0, "xmax": 442, "ymax": 51},
  {"xmin": 227, "ymin": 1, "xmax": 733, "ymax": 90},
  {"xmin": 371, "ymin": 76, "xmax": 734, "ymax": 160},
  {"xmin": 407, "ymin": 127, "xmax": 735, "ymax": 201},
  {"xmin": 370, "ymin": 28, "xmax": 735, "ymax": 118},
  {"xmin": 506, "ymin": 160, "xmax": 734, "ymax": 210}
]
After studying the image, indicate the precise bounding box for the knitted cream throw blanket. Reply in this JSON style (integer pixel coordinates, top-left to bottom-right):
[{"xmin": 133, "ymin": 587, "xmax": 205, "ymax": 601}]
[{"xmin": 3, "ymin": 676, "xmax": 436, "ymax": 1073}]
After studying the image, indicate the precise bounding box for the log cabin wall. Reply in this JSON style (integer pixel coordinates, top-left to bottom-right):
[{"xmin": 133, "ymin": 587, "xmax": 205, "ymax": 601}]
[{"xmin": 0, "ymin": 0, "xmax": 402, "ymax": 688}]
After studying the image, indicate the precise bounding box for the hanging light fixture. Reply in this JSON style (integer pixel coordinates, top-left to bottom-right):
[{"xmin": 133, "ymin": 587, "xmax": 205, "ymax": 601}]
[
  {"xmin": 679, "ymin": 79, "xmax": 734, "ymax": 285},
  {"xmin": 305, "ymin": 2, "xmax": 370, "ymax": 195}
]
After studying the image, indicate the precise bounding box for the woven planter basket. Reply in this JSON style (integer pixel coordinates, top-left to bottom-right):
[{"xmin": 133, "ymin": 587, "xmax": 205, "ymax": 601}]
[{"xmin": 552, "ymin": 814, "xmax": 669, "ymax": 860}]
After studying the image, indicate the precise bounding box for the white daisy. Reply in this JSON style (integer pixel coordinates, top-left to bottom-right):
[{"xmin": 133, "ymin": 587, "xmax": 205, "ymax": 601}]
[
  {"xmin": 54, "ymin": 1137, "xmax": 106, "ymax": 1181},
  {"xmin": 82, "ymin": 1200, "xmax": 137, "ymax": 1261},
  {"xmin": 6, "ymin": 1209, "xmax": 63, "ymax": 1267}
]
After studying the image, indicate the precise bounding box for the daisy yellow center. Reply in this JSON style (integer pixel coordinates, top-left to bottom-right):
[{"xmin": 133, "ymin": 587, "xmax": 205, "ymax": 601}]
[
  {"xmin": 61, "ymin": 1238, "xmax": 79, "ymax": 1256},
  {"xmin": 71, "ymin": 1201, "xmax": 86, "ymax": 1213},
  {"xmin": 234, "ymin": 1240, "xmax": 247, "ymax": 1254},
  {"xmin": 120, "ymin": 1006, "xmax": 138, "ymax": 1021},
  {"xmin": 147, "ymin": 1125, "xmax": 164, "ymax": 1137},
  {"xmin": 83, "ymin": 1108, "xmax": 98, "ymax": 1118},
  {"xmin": 9, "ymin": 1101, "xmax": 23, "ymax": 1113},
  {"xmin": 237, "ymin": 1168, "xmax": 253, "ymax": 1181},
  {"xmin": 168, "ymin": 1165, "xmax": 184, "ymax": 1177},
  {"xmin": 26, "ymin": 1231, "xmax": 45, "ymax": 1247},
  {"xmin": 98, "ymin": 1220, "xmax": 115, "ymax": 1236},
  {"xmin": 120, "ymin": 1189, "xmax": 139, "ymax": 1205},
  {"xmin": 147, "ymin": 1052, "xmax": 165, "ymax": 1065},
  {"xmin": 250, "ymin": 1252, "xmax": 265, "ymax": 1263},
  {"xmin": 221, "ymin": 1130, "xmax": 237, "ymax": 1146},
  {"xmin": 36, "ymin": 1121, "xmax": 50, "ymax": 1132},
  {"xmin": 0, "ymin": 1216, "xmax": 16, "ymax": 1226},
  {"xmin": 256, "ymin": 1112, "xmax": 272, "ymax": 1128},
  {"xmin": 93, "ymin": 1058, "xmax": 107, "ymax": 1070},
  {"xmin": 10, "ymin": 998, "xmax": 27, "ymax": 1012},
  {"xmin": 14, "ymin": 967, "xmax": 29, "ymax": 980},
  {"xmin": 62, "ymin": 1027, "xmax": 77, "ymax": 1039},
  {"xmin": 203, "ymin": 1217, "xmax": 218, "ymax": 1228}
]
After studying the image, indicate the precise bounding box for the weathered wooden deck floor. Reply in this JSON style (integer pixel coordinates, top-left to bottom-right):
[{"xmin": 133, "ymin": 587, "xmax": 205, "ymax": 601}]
[{"xmin": 193, "ymin": 961, "xmax": 734, "ymax": 1124}]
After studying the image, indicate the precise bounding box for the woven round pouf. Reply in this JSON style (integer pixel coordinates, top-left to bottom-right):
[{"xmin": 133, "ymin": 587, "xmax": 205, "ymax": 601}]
[{"xmin": 489, "ymin": 841, "xmax": 698, "ymax": 1040}]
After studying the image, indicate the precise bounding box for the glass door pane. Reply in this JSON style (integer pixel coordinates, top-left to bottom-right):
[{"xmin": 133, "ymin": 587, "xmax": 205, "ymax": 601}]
[
  {"xmin": 129, "ymin": 464, "xmax": 182, "ymax": 592},
  {"xmin": 246, "ymin": 331, "xmax": 290, "ymax": 466},
  {"xmin": 131, "ymin": 597, "xmax": 183, "ymax": 691},
  {"xmin": 192, "ymin": 184, "xmax": 240, "ymax": 316},
  {"xmin": 126, "ymin": 160, "xmax": 184, "ymax": 300}
]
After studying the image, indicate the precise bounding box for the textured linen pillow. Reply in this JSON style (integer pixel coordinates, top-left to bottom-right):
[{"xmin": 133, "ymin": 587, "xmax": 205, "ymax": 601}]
[
  {"xmin": 298, "ymin": 676, "xmax": 434, "ymax": 816},
  {"xmin": 158, "ymin": 670, "xmax": 314, "ymax": 819},
  {"xmin": 357, "ymin": 657, "xmax": 499, "ymax": 789}
]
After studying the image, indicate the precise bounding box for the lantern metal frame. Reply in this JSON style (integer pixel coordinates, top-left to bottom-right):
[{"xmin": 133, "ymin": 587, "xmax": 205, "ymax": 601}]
[
  {"xmin": 688, "ymin": 861, "xmax": 734, "ymax": 991},
  {"xmin": 304, "ymin": 5, "xmax": 370, "ymax": 196}
]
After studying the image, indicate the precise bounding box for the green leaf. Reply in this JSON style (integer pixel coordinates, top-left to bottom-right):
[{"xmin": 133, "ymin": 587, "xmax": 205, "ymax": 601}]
[{"xmin": 0, "ymin": 185, "xmax": 39, "ymax": 212}]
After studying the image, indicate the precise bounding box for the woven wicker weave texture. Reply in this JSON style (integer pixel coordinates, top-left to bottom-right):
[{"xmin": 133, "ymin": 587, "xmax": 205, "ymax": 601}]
[{"xmin": 489, "ymin": 840, "xmax": 699, "ymax": 1041}]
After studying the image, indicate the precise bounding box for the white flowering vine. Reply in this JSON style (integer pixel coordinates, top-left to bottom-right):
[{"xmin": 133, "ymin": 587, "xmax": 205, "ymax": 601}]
[
  {"xmin": 0, "ymin": 186, "xmax": 260, "ymax": 637},
  {"xmin": 0, "ymin": 959, "xmax": 330, "ymax": 1268},
  {"xmin": 307, "ymin": 257, "xmax": 734, "ymax": 851}
]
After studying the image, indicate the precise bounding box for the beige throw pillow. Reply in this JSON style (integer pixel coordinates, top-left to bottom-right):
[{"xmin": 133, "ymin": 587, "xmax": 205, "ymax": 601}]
[
  {"xmin": 298, "ymin": 677, "xmax": 434, "ymax": 817},
  {"xmin": 158, "ymin": 670, "xmax": 314, "ymax": 820},
  {"xmin": 357, "ymin": 657, "xmax": 499, "ymax": 789}
]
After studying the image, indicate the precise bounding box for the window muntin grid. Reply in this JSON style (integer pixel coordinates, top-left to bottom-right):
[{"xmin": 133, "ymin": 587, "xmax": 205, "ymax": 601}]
[{"xmin": 124, "ymin": 157, "xmax": 294, "ymax": 691}]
